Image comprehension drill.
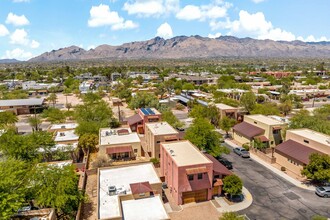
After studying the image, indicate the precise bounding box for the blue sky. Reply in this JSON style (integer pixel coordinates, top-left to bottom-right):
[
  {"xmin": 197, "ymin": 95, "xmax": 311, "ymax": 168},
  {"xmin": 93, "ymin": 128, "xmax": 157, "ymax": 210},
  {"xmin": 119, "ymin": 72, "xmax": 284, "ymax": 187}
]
[{"xmin": 0, "ymin": 0, "xmax": 329, "ymax": 60}]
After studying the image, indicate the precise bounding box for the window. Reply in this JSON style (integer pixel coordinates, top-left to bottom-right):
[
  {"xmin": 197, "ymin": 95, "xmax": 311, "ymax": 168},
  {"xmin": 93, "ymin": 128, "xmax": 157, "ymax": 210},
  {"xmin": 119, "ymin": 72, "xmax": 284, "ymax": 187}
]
[
  {"xmin": 271, "ymin": 141, "xmax": 274, "ymax": 145},
  {"xmin": 254, "ymin": 121, "xmax": 257, "ymax": 124},
  {"xmin": 134, "ymin": 149, "xmax": 138, "ymax": 153},
  {"xmin": 198, "ymin": 173, "xmax": 203, "ymax": 180},
  {"xmin": 188, "ymin": 175, "xmax": 194, "ymax": 181},
  {"xmin": 9, "ymin": 106, "xmax": 13, "ymax": 108},
  {"xmin": 273, "ymin": 129, "xmax": 280, "ymax": 134},
  {"xmin": 304, "ymin": 140, "xmax": 309, "ymax": 144},
  {"xmin": 156, "ymin": 141, "xmax": 161, "ymax": 144},
  {"xmin": 214, "ymin": 175, "xmax": 220, "ymax": 179}
]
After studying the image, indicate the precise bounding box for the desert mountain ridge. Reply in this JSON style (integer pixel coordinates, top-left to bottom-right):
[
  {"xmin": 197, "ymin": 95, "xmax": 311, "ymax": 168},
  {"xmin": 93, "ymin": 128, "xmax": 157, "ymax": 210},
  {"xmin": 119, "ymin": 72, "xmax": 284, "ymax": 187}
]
[{"xmin": 29, "ymin": 35, "xmax": 330, "ymax": 62}]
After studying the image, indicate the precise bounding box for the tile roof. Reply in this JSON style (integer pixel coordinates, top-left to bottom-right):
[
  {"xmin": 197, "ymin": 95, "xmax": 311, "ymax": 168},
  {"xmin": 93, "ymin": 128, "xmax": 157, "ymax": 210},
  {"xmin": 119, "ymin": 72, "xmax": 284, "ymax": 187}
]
[
  {"xmin": 129, "ymin": 181, "xmax": 153, "ymax": 194},
  {"xmin": 233, "ymin": 121, "xmax": 264, "ymax": 139},
  {"xmin": 204, "ymin": 154, "xmax": 232, "ymax": 176},
  {"xmin": 275, "ymin": 139, "xmax": 323, "ymax": 165},
  {"xmin": 126, "ymin": 114, "xmax": 143, "ymax": 126}
]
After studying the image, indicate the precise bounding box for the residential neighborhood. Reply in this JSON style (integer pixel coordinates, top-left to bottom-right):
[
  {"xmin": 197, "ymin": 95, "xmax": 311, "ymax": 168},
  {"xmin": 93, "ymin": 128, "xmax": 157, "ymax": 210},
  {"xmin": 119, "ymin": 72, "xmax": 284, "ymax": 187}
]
[{"xmin": 1, "ymin": 61, "xmax": 330, "ymax": 220}]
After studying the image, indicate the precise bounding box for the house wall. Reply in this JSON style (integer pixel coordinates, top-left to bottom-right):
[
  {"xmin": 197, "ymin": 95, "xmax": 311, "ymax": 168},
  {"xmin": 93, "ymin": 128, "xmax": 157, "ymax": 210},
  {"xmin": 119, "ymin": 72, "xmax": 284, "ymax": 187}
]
[
  {"xmin": 244, "ymin": 117, "xmax": 285, "ymax": 147},
  {"xmin": 286, "ymin": 131, "xmax": 330, "ymax": 155},
  {"xmin": 98, "ymin": 142, "xmax": 141, "ymax": 157},
  {"xmin": 274, "ymin": 152, "xmax": 304, "ymax": 177},
  {"xmin": 233, "ymin": 131, "xmax": 251, "ymax": 146},
  {"xmin": 55, "ymin": 140, "xmax": 78, "ymax": 145},
  {"xmin": 160, "ymin": 144, "xmax": 213, "ymax": 205}
]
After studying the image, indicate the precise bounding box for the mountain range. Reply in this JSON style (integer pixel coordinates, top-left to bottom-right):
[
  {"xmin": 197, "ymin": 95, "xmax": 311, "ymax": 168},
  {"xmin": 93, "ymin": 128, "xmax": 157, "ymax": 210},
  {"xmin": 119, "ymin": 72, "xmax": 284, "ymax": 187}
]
[{"xmin": 29, "ymin": 35, "xmax": 330, "ymax": 62}]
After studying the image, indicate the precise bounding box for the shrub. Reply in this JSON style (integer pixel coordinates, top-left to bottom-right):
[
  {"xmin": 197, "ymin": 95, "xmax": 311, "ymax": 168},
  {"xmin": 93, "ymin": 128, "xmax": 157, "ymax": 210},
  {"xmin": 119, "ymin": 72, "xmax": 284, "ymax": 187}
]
[
  {"xmin": 242, "ymin": 143, "xmax": 250, "ymax": 151},
  {"xmin": 176, "ymin": 103, "xmax": 185, "ymax": 110}
]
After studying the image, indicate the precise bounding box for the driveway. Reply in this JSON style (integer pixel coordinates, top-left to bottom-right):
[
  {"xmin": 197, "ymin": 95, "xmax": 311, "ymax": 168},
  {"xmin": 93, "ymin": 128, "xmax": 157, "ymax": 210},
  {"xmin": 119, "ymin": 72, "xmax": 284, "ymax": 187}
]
[{"xmin": 222, "ymin": 143, "xmax": 330, "ymax": 220}]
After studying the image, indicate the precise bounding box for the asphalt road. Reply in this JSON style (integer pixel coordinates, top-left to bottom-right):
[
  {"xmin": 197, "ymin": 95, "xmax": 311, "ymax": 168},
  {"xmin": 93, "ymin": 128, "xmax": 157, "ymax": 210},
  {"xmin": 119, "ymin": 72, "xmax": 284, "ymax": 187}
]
[{"xmin": 221, "ymin": 143, "xmax": 330, "ymax": 220}]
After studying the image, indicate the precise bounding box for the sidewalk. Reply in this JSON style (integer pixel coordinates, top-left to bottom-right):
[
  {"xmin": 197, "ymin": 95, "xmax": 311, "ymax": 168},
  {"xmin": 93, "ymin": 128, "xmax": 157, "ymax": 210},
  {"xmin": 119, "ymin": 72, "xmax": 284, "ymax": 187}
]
[
  {"xmin": 212, "ymin": 187, "xmax": 253, "ymax": 212},
  {"xmin": 225, "ymin": 139, "xmax": 315, "ymax": 191}
]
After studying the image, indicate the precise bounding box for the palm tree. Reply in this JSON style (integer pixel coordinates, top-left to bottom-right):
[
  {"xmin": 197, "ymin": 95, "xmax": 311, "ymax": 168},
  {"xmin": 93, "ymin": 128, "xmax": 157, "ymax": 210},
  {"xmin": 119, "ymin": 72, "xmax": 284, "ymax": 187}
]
[
  {"xmin": 28, "ymin": 115, "xmax": 42, "ymax": 132},
  {"xmin": 0, "ymin": 111, "xmax": 18, "ymax": 128}
]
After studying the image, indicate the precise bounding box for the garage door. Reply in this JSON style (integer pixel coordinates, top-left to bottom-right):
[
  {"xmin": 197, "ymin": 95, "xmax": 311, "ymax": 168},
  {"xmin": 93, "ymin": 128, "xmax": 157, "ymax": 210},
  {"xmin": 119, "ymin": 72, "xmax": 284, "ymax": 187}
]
[{"xmin": 182, "ymin": 189, "xmax": 207, "ymax": 204}]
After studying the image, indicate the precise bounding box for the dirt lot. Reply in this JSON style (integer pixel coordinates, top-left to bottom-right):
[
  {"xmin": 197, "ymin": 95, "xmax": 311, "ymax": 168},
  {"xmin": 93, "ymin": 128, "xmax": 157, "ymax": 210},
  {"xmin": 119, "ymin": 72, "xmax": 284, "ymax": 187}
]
[{"xmin": 169, "ymin": 201, "xmax": 221, "ymax": 220}]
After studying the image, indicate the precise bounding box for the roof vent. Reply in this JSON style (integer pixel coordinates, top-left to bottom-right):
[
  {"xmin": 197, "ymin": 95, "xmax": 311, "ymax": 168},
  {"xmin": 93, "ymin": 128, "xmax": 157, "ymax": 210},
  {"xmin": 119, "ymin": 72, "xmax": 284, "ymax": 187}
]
[{"xmin": 326, "ymin": 139, "xmax": 330, "ymax": 144}]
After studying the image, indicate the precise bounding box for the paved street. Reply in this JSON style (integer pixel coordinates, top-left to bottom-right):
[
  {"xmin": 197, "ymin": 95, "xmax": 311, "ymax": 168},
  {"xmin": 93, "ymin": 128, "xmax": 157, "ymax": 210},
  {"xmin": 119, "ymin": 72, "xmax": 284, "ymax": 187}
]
[{"xmin": 222, "ymin": 143, "xmax": 330, "ymax": 220}]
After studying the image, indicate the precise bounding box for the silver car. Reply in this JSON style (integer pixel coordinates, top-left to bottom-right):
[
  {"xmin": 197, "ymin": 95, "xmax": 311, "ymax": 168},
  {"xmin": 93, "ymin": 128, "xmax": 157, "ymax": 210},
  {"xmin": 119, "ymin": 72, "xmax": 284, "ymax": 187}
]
[
  {"xmin": 315, "ymin": 186, "xmax": 330, "ymax": 198},
  {"xmin": 233, "ymin": 147, "xmax": 250, "ymax": 158}
]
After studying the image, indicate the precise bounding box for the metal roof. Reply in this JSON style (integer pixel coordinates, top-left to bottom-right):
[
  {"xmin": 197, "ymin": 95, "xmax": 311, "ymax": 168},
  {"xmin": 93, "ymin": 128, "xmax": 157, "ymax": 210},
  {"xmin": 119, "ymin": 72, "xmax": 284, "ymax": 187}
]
[{"xmin": 0, "ymin": 98, "xmax": 45, "ymax": 107}]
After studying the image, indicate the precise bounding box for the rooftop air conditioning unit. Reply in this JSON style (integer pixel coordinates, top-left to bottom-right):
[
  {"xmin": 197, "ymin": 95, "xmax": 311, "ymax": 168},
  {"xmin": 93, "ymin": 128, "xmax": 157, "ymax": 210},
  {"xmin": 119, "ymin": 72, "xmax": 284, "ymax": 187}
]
[
  {"xmin": 60, "ymin": 132, "xmax": 65, "ymax": 136},
  {"xmin": 61, "ymin": 125, "xmax": 66, "ymax": 129}
]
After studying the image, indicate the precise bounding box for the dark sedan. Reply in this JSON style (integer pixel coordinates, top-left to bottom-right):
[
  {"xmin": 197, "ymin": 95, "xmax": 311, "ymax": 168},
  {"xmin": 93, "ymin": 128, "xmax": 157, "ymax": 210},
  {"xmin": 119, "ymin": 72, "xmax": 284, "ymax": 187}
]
[{"xmin": 216, "ymin": 156, "xmax": 233, "ymax": 170}]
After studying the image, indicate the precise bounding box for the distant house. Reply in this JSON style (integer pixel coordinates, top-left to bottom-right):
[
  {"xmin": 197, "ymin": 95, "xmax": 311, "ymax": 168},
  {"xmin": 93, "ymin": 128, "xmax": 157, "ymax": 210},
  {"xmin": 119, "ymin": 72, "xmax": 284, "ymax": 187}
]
[
  {"xmin": 98, "ymin": 127, "xmax": 141, "ymax": 160},
  {"xmin": 126, "ymin": 108, "xmax": 161, "ymax": 134},
  {"xmin": 144, "ymin": 122, "xmax": 179, "ymax": 159},
  {"xmin": 215, "ymin": 103, "xmax": 239, "ymax": 120},
  {"xmin": 0, "ymin": 98, "xmax": 46, "ymax": 115},
  {"xmin": 233, "ymin": 114, "xmax": 287, "ymax": 148},
  {"xmin": 98, "ymin": 163, "xmax": 169, "ymax": 220},
  {"xmin": 160, "ymin": 140, "xmax": 231, "ymax": 205},
  {"xmin": 274, "ymin": 129, "xmax": 328, "ymax": 177},
  {"xmin": 22, "ymin": 81, "xmax": 59, "ymax": 90}
]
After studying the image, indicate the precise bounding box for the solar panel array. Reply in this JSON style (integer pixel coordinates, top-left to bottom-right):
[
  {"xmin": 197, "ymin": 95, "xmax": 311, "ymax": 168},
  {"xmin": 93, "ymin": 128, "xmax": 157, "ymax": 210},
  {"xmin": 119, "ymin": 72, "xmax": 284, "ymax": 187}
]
[{"xmin": 141, "ymin": 108, "xmax": 155, "ymax": 115}]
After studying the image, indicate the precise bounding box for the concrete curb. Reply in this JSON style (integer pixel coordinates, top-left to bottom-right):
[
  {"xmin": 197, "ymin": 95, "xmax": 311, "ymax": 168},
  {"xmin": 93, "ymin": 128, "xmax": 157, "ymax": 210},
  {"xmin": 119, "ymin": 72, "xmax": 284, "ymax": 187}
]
[
  {"xmin": 224, "ymin": 139, "xmax": 315, "ymax": 191},
  {"xmin": 213, "ymin": 187, "xmax": 253, "ymax": 212}
]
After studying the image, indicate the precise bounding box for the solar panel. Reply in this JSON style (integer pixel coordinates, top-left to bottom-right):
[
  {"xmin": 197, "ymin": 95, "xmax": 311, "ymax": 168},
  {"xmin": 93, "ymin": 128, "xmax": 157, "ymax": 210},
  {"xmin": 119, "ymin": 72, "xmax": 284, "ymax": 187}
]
[
  {"xmin": 146, "ymin": 108, "xmax": 155, "ymax": 115},
  {"xmin": 141, "ymin": 108, "xmax": 149, "ymax": 115}
]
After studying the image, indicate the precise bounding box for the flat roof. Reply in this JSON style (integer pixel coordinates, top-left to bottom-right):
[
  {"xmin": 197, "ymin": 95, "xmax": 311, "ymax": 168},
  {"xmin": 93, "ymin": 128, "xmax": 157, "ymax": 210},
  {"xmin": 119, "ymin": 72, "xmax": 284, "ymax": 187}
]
[
  {"xmin": 54, "ymin": 130, "xmax": 79, "ymax": 142},
  {"xmin": 288, "ymin": 128, "xmax": 330, "ymax": 147},
  {"xmin": 49, "ymin": 123, "xmax": 78, "ymax": 130},
  {"xmin": 99, "ymin": 163, "xmax": 161, "ymax": 219},
  {"xmin": 99, "ymin": 127, "xmax": 140, "ymax": 145},
  {"xmin": 145, "ymin": 122, "xmax": 179, "ymax": 136},
  {"xmin": 215, "ymin": 103, "xmax": 238, "ymax": 110},
  {"xmin": 245, "ymin": 114, "xmax": 286, "ymax": 126},
  {"xmin": 0, "ymin": 98, "xmax": 44, "ymax": 107},
  {"xmin": 162, "ymin": 140, "xmax": 211, "ymax": 167},
  {"xmin": 122, "ymin": 196, "xmax": 169, "ymax": 220}
]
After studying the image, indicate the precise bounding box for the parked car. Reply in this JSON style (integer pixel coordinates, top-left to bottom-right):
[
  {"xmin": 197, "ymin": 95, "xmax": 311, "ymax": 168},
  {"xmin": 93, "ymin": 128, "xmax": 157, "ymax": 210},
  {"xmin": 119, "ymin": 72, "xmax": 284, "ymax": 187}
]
[
  {"xmin": 18, "ymin": 206, "xmax": 39, "ymax": 213},
  {"xmin": 226, "ymin": 194, "xmax": 244, "ymax": 202},
  {"xmin": 233, "ymin": 147, "xmax": 250, "ymax": 158},
  {"xmin": 216, "ymin": 157, "xmax": 233, "ymax": 170},
  {"xmin": 315, "ymin": 186, "xmax": 330, "ymax": 198}
]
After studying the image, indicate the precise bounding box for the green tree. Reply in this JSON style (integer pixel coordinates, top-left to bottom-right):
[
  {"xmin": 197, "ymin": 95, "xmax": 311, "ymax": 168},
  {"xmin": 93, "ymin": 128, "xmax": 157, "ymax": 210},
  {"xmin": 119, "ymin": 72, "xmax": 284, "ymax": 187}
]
[
  {"xmin": 78, "ymin": 133, "xmax": 99, "ymax": 155},
  {"xmin": 219, "ymin": 116, "xmax": 236, "ymax": 136},
  {"xmin": 161, "ymin": 110, "xmax": 184, "ymax": 128},
  {"xmin": 28, "ymin": 115, "xmax": 42, "ymax": 132},
  {"xmin": 240, "ymin": 91, "xmax": 256, "ymax": 114},
  {"xmin": 48, "ymin": 93, "xmax": 57, "ymax": 107},
  {"xmin": 41, "ymin": 107, "xmax": 66, "ymax": 123},
  {"xmin": 251, "ymin": 103, "xmax": 280, "ymax": 115},
  {"xmin": 184, "ymin": 117, "xmax": 228, "ymax": 156},
  {"xmin": 182, "ymin": 82, "xmax": 195, "ymax": 91},
  {"xmin": 0, "ymin": 111, "xmax": 18, "ymax": 128},
  {"xmin": 31, "ymin": 164, "xmax": 83, "ymax": 218},
  {"xmin": 223, "ymin": 175, "xmax": 243, "ymax": 198},
  {"xmin": 312, "ymin": 215, "xmax": 328, "ymax": 220},
  {"xmin": 219, "ymin": 212, "xmax": 244, "ymax": 220},
  {"xmin": 136, "ymin": 75, "xmax": 144, "ymax": 84},
  {"xmin": 301, "ymin": 153, "xmax": 330, "ymax": 182},
  {"xmin": 0, "ymin": 159, "xmax": 29, "ymax": 220},
  {"xmin": 279, "ymin": 100, "xmax": 292, "ymax": 116},
  {"xmin": 75, "ymin": 97, "xmax": 113, "ymax": 135},
  {"xmin": 129, "ymin": 92, "xmax": 159, "ymax": 109}
]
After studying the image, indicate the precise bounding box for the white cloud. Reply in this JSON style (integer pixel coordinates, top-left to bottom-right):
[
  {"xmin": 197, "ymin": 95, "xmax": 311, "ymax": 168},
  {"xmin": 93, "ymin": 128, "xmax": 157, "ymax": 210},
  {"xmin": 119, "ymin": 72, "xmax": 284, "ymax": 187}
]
[
  {"xmin": 176, "ymin": 1, "xmax": 231, "ymax": 21},
  {"xmin": 10, "ymin": 29, "xmax": 29, "ymax": 45},
  {"xmin": 251, "ymin": 0, "xmax": 265, "ymax": 3},
  {"xmin": 208, "ymin": 32, "xmax": 222, "ymax": 38},
  {"xmin": 123, "ymin": 0, "xmax": 179, "ymax": 17},
  {"xmin": 30, "ymin": 40, "xmax": 40, "ymax": 48},
  {"xmin": 297, "ymin": 35, "xmax": 329, "ymax": 42},
  {"xmin": 9, "ymin": 29, "xmax": 40, "ymax": 48},
  {"xmin": 0, "ymin": 24, "xmax": 10, "ymax": 37},
  {"xmin": 212, "ymin": 10, "xmax": 296, "ymax": 41},
  {"xmin": 156, "ymin": 22, "xmax": 173, "ymax": 39},
  {"xmin": 2, "ymin": 48, "xmax": 33, "ymax": 60},
  {"xmin": 88, "ymin": 4, "xmax": 138, "ymax": 30},
  {"xmin": 87, "ymin": 45, "xmax": 96, "ymax": 50},
  {"xmin": 13, "ymin": 0, "xmax": 30, "ymax": 2},
  {"xmin": 6, "ymin": 13, "xmax": 30, "ymax": 26}
]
